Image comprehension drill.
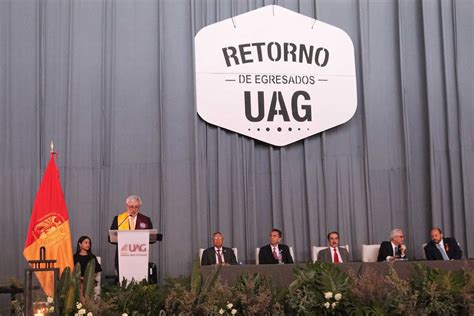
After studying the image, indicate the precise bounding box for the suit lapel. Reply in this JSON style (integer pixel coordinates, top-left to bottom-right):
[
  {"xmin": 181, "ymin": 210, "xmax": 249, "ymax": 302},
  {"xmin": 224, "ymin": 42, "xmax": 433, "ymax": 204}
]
[{"xmin": 211, "ymin": 248, "xmax": 217, "ymax": 264}]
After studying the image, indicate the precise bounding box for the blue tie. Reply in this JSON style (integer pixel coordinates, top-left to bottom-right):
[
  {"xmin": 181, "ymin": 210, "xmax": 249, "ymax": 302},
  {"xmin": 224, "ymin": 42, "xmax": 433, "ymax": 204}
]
[{"xmin": 437, "ymin": 243, "xmax": 449, "ymax": 260}]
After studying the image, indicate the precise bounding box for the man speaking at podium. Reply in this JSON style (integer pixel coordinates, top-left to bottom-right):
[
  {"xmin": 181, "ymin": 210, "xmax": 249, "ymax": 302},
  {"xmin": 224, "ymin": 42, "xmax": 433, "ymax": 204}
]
[
  {"xmin": 110, "ymin": 195, "xmax": 154, "ymax": 275},
  {"xmin": 110, "ymin": 195, "xmax": 153, "ymax": 231}
]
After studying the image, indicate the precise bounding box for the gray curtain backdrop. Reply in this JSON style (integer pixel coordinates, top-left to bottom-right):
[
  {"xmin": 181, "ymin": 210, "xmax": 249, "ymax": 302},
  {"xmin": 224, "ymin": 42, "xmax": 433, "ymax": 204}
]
[{"xmin": 0, "ymin": 0, "xmax": 472, "ymax": 282}]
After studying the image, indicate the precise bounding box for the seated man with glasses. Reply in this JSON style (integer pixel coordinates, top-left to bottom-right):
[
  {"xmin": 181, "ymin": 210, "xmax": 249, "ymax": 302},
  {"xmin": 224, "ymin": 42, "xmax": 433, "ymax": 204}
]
[
  {"xmin": 201, "ymin": 232, "xmax": 237, "ymax": 266},
  {"xmin": 377, "ymin": 228, "xmax": 407, "ymax": 262}
]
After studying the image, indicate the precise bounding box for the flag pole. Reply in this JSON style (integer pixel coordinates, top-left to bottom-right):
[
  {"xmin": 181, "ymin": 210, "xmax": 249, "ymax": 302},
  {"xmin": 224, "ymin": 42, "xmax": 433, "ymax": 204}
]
[{"xmin": 50, "ymin": 141, "xmax": 55, "ymax": 154}]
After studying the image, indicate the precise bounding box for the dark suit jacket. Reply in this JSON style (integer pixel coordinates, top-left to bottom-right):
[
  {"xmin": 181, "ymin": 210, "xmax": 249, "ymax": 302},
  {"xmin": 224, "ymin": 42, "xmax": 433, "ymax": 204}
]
[
  {"xmin": 317, "ymin": 247, "xmax": 350, "ymax": 263},
  {"xmin": 259, "ymin": 244, "xmax": 294, "ymax": 264},
  {"xmin": 201, "ymin": 247, "xmax": 237, "ymax": 266},
  {"xmin": 424, "ymin": 237, "xmax": 462, "ymax": 260},
  {"xmin": 377, "ymin": 241, "xmax": 406, "ymax": 262}
]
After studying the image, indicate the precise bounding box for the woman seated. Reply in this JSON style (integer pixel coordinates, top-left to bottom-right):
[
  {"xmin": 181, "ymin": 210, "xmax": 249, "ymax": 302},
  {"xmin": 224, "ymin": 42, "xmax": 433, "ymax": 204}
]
[{"xmin": 73, "ymin": 236, "xmax": 102, "ymax": 284}]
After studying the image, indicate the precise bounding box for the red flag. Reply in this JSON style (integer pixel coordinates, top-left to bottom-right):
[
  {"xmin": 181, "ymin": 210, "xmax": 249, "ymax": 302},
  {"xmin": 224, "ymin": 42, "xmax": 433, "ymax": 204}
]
[{"xmin": 23, "ymin": 152, "xmax": 74, "ymax": 296}]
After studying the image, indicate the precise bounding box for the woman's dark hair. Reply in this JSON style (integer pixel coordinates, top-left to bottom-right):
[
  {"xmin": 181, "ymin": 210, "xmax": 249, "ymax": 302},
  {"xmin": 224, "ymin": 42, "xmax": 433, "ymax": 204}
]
[{"xmin": 75, "ymin": 236, "xmax": 94, "ymax": 257}]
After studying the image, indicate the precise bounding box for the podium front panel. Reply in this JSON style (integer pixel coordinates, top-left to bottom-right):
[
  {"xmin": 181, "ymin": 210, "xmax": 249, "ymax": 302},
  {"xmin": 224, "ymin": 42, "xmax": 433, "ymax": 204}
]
[{"xmin": 117, "ymin": 230, "xmax": 149, "ymax": 283}]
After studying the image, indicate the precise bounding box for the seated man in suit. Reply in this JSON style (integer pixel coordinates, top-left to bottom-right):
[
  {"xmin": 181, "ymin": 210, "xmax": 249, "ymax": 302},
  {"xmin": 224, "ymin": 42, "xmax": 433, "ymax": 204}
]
[
  {"xmin": 201, "ymin": 232, "xmax": 237, "ymax": 266},
  {"xmin": 259, "ymin": 229, "xmax": 294, "ymax": 264},
  {"xmin": 317, "ymin": 231, "xmax": 349, "ymax": 263},
  {"xmin": 424, "ymin": 227, "xmax": 462, "ymax": 260},
  {"xmin": 377, "ymin": 228, "xmax": 407, "ymax": 262}
]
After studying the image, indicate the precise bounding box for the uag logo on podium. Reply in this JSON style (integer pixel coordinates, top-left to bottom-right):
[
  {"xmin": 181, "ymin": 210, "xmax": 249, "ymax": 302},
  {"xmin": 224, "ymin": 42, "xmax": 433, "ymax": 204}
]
[
  {"xmin": 120, "ymin": 243, "xmax": 147, "ymax": 256},
  {"xmin": 195, "ymin": 5, "xmax": 357, "ymax": 146}
]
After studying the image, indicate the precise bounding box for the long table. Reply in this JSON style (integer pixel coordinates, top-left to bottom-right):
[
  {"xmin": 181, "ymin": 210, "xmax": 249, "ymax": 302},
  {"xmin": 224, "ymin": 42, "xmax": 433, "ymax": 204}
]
[{"xmin": 201, "ymin": 260, "xmax": 474, "ymax": 287}]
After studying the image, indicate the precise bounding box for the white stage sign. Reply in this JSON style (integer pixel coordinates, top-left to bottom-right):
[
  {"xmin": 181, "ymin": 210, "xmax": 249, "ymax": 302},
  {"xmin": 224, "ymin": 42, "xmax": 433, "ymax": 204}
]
[
  {"xmin": 118, "ymin": 230, "xmax": 149, "ymax": 283},
  {"xmin": 195, "ymin": 5, "xmax": 357, "ymax": 146}
]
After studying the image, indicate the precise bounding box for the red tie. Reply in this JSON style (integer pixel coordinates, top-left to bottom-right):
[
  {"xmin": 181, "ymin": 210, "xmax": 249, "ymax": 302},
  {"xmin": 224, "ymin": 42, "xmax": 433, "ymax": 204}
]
[
  {"xmin": 217, "ymin": 249, "xmax": 223, "ymax": 264},
  {"xmin": 333, "ymin": 248, "xmax": 340, "ymax": 263}
]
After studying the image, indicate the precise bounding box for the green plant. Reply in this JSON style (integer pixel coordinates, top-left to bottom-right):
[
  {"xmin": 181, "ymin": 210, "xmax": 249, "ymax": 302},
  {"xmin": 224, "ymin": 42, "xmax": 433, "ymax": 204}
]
[
  {"xmin": 164, "ymin": 256, "xmax": 222, "ymax": 314},
  {"xmin": 347, "ymin": 265, "xmax": 415, "ymax": 316},
  {"xmin": 231, "ymin": 273, "xmax": 284, "ymax": 315},
  {"xmin": 100, "ymin": 280, "xmax": 165, "ymax": 316},
  {"xmin": 409, "ymin": 264, "xmax": 469, "ymax": 315},
  {"xmin": 287, "ymin": 262, "xmax": 352, "ymax": 315},
  {"xmin": 58, "ymin": 259, "xmax": 98, "ymax": 315}
]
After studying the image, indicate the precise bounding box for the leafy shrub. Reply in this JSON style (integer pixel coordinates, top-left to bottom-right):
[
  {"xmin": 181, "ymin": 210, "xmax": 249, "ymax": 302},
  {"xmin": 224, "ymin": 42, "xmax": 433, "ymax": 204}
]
[
  {"xmin": 287, "ymin": 262, "xmax": 352, "ymax": 315},
  {"xmin": 100, "ymin": 280, "xmax": 165, "ymax": 316},
  {"xmin": 231, "ymin": 273, "xmax": 285, "ymax": 315},
  {"xmin": 409, "ymin": 264, "xmax": 469, "ymax": 315}
]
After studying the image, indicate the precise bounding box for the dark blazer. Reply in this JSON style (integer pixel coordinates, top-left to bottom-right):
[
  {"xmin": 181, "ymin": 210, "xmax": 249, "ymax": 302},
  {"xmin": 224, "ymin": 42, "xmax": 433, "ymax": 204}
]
[
  {"xmin": 201, "ymin": 247, "xmax": 237, "ymax": 266},
  {"xmin": 317, "ymin": 247, "xmax": 350, "ymax": 263},
  {"xmin": 110, "ymin": 212, "xmax": 153, "ymax": 231},
  {"xmin": 259, "ymin": 244, "xmax": 294, "ymax": 264},
  {"xmin": 73, "ymin": 253, "xmax": 102, "ymax": 277},
  {"xmin": 424, "ymin": 238, "xmax": 462, "ymax": 260},
  {"xmin": 377, "ymin": 241, "xmax": 407, "ymax": 262}
]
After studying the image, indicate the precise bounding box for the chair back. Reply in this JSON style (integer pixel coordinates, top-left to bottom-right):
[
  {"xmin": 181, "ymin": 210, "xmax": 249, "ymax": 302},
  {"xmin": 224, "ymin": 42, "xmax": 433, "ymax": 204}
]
[
  {"xmin": 362, "ymin": 244, "xmax": 381, "ymax": 262},
  {"xmin": 312, "ymin": 246, "xmax": 327, "ymax": 262},
  {"xmin": 421, "ymin": 243, "xmax": 427, "ymax": 260},
  {"xmin": 289, "ymin": 246, "xmax": 295, "ymax": 262}
]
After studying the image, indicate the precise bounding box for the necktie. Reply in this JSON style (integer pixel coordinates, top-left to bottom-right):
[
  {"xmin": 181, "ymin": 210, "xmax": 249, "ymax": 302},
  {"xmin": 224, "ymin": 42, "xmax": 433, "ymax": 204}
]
[
  {"xmin": 437, "ymin": 243, "xmax": 450, "ymax": 260},
  {"xmin": 273, "ymin": 247, "xmax": 279, "ymax": 260},
  {"xmin": 216, "ymin": 249, "xmax": 223, "ymax": 264},
  {"xmin": 333, "ymin": 248, "xmax": 340, "ymax": 263},
  {"xmin": 394, "ymin": 247, "xmax": 399, "ymax": 257},
  {"xmin": 130, "ymin": 217, "xmax": 136, "ymax": 230}
]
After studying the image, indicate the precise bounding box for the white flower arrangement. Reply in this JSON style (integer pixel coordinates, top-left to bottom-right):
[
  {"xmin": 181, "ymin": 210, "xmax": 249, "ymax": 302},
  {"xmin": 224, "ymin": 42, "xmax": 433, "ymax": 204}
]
[
  {"xmin": 321, "ymin": 290, "xmax": 343, "ymax": 312},
  {"xmin": 231, "ymin": 309, "xmax": 237, "ymax": 315},
  {"xmin": 73, "ymin": 301, "xmax": 94, "ymax": 316},
  {"xmin": 46, "ymin": 296, "xmax": 54, "ymax": 304},
  {"xmin": 226, "ymin": 303, "xmax": 233, "ymax": 309},
  {"xmin": 219, "ymin": 308, "xmax": 225, "ymax": 314}
]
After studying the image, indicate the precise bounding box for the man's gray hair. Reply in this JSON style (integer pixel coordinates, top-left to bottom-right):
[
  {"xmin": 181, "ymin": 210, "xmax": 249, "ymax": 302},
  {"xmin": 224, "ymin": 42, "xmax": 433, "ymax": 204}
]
[
  {"xmin": 126, "ymin": 195, "xmax": 142, "ymax": 205},
  {"xmin": 390, "ymin": 228, "xmax": 403, "ymax": 240}
]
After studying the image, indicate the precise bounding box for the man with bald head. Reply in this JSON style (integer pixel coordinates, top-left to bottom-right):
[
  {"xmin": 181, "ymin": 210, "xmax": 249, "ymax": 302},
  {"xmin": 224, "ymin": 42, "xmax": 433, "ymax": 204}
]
[{"xmin": 424, "ymin": 228, "xmax": 462, "ymax": 260}]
